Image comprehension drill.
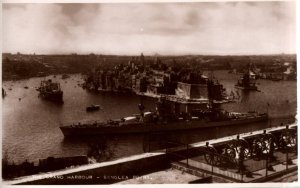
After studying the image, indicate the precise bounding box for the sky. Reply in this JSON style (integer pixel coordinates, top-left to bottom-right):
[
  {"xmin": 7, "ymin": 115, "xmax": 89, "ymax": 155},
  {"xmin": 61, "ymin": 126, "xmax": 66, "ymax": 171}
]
[{"xmin": 2, "ymin": 1, "xmax": 297, "ymax": 55}]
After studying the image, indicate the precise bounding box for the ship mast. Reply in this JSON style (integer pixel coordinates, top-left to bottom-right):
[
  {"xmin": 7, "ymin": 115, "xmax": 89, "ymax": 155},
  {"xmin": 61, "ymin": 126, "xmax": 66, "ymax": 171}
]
[{"xmin": 208, "ymin": 70, "xmax": 217, "ymax": 110}]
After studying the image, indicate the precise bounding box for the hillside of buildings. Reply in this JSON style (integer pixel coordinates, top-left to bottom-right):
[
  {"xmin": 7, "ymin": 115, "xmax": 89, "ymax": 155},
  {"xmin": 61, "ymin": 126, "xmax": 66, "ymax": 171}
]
[{"xmin": 2, "ymin": 53, "xmax": 296, "ymax": 81}]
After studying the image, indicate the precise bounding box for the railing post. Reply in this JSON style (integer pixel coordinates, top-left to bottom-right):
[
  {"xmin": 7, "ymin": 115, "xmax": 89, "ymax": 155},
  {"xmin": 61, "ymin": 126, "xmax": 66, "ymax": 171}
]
[
  {"xmin": 296, "ymin": 130, "xmax": 298, "ymax": 155},
  {"xmin": 286, "ymin": 125, "xmax": 289, "ymax": 170},
  {"xmin": 165, "ymin": 141, "xmax": 167, "ymax": 154},
  {"xmin": 211, "ymin": 154, "xmax": 214, "ymax": 175},
  {"xmin": 264, "ymin": 130, "xmax": 268, "ymax": 177},
  {"xmin": 148, "ymin": 138, "xmax": 151, "ymax": 153},
  {"xmin": 148, "ymin": 134, "xmax": 150, "ymax": 153},
  {"xmin": 241, "ymin": 170, "xmax": 243, "ymax": 182},
  {"xmin": 286, "ymin": 145, "xmax": 289, "ymax": 170},
  {"xmin": 165, "ymin": 141, "xmax": 167, "ymax": 163},
  {"xmin": 265, "ymin": 155, "xmax": 268, "ymax": 177},
  {"xmin": 186, "ymin": 144, "xmax": 189, "ymax": 168}
]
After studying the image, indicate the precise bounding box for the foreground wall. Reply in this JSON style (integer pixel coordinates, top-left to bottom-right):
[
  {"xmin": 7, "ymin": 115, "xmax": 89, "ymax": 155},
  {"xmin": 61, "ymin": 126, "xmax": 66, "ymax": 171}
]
[{"xmin": 8, "ymin": 153, "xmax": 168, "ymax": 185}]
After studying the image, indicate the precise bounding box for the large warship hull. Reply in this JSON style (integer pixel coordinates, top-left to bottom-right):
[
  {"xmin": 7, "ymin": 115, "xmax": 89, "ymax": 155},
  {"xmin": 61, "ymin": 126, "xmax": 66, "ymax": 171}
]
[{"xmin": 60, "ymin": 114, "xmax": 268, "ymax": 136}]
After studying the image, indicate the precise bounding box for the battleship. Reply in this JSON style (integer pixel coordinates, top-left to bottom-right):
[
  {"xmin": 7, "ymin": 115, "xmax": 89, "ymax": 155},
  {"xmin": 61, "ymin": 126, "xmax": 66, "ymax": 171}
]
[
  {"xmin": 37, "ymin": 79, "xmax": 63, "ymax": 103},
  {"xmin": 60, "ymin": 98, "xmax": 268, "ymax": 136}
]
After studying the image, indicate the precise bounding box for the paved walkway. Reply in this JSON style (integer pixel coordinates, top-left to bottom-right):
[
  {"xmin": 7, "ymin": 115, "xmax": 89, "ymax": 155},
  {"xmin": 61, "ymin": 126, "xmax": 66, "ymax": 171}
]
[
  {"xmin": 270, "ymin": 170, "xmax": 298, "ymax": 182},
  {"xmin": 245, "ymin": 158, "xmax": 298, "ymax": 182},
  {"xmin": 179, "ymin": 158, "xmax": 297, "ymax": 183},
  {"xmin": 115, "ymin": 168, "xmax": 200, "ymax": 184}
]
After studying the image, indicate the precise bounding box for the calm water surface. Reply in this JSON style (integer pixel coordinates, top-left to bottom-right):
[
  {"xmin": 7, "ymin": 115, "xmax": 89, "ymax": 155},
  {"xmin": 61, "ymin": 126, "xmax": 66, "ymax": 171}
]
[{"xmin": 2, "ymin": 71, "xmax": 297, "ymax": 164}]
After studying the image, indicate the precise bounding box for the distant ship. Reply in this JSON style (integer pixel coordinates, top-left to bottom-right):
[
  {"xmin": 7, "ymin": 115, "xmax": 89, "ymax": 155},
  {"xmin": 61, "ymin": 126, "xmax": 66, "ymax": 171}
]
[
  {"xmin": 2, "ymin": 88, "xmax": 6, "ymax": 98},
  {"xmin": 60, "ymin": 98, "xmax": 268, "ymax": 136},
  {"xmin": 86, "ymin": 104, "xmax": 101, "ymax": 112},
  {"xmin": 235, "ymin": 69, "xmax": 258, "ymax": 91},
  {"xmin": 37, "ymin": 79, "xmax": 63, "ymax": 103},
  {"xmin": 61, "ymin": 74, "xmax": 70, "ymax": 79}
]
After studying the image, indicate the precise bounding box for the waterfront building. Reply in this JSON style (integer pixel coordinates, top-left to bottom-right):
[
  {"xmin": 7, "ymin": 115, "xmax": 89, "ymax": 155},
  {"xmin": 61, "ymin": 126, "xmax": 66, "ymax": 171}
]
[
  {"xmin": 134, "ymin": 77, "xmax": 148, "ymax": 93},
  {"xmin": 83, "ymin": 55, "xmax": 227, "ymax": 102},
  {"xmin": 175, "ymin": 82, "xmax": 208, "ymax": 100},
  {"xmin": 147, "ymin": 84, "xmax": 165, "ymax": 95}
]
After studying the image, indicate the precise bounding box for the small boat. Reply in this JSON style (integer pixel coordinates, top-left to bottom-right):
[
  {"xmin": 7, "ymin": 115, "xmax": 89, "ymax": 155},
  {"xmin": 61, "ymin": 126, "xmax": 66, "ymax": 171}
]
[
  {"xmin": 24, "ymin": 86, "xmax": 29, "ymax": 89},
  {"xmin": 271, "ymin": 78, "xmax": 282, "ymax": 82},
  {"xmin": 2, "ymin": 88, "xmax": 6, "ymax": 98},
  {"xmin": 61, "ymin": 74, "xmax": 70, "ymax": 79},
  {"xmin": 86, "ymin": 105, "xmax": 101, "ymax": 112}
]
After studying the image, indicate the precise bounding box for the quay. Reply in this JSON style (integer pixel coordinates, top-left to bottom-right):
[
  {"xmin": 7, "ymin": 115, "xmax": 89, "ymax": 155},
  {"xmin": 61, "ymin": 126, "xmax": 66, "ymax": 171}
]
[{"xmin": 4, "ymin": 123, "xmax": 297, "ymax": 184}]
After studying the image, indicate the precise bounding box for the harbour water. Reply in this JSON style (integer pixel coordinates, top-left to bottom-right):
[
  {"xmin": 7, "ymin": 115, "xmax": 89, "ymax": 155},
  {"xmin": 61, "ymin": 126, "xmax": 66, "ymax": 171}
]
[{"xmin": 2, "ymin": 71, "xmax": 297, "ymax": 164}]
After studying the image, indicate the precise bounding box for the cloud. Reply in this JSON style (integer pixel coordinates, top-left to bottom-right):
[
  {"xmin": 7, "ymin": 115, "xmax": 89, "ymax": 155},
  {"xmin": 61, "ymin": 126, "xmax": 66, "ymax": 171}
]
[
  {"xmin": 2, "ymin": 2, "xmax": 296, "ymax": 55},
  {"xmin": 3, "ymin": 4, "xmax": 72, "ymax": 54}
]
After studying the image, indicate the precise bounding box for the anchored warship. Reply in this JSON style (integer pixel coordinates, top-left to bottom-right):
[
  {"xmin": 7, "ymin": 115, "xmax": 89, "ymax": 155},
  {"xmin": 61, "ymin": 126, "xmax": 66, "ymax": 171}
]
[
  {"xmin": 235, "ymin": 64, "xmax": 258, "ymax": 91},
  {"xmin": 37, "ymin": 79, "xmax": 63, "ymax": 103}
]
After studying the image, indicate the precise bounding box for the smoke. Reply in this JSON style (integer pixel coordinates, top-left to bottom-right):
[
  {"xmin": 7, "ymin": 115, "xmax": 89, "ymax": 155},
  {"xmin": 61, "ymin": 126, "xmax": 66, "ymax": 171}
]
[{"xmin": 2, "ymin": 2, "xmax": 296, "ymax": 55}]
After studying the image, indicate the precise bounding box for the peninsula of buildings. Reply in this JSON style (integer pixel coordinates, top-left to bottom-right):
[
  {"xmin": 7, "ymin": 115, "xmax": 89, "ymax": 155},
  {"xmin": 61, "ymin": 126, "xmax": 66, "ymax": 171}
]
[{"xmin": 83, "ymin": 53, "xmax": 227, "ymax": 103}]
